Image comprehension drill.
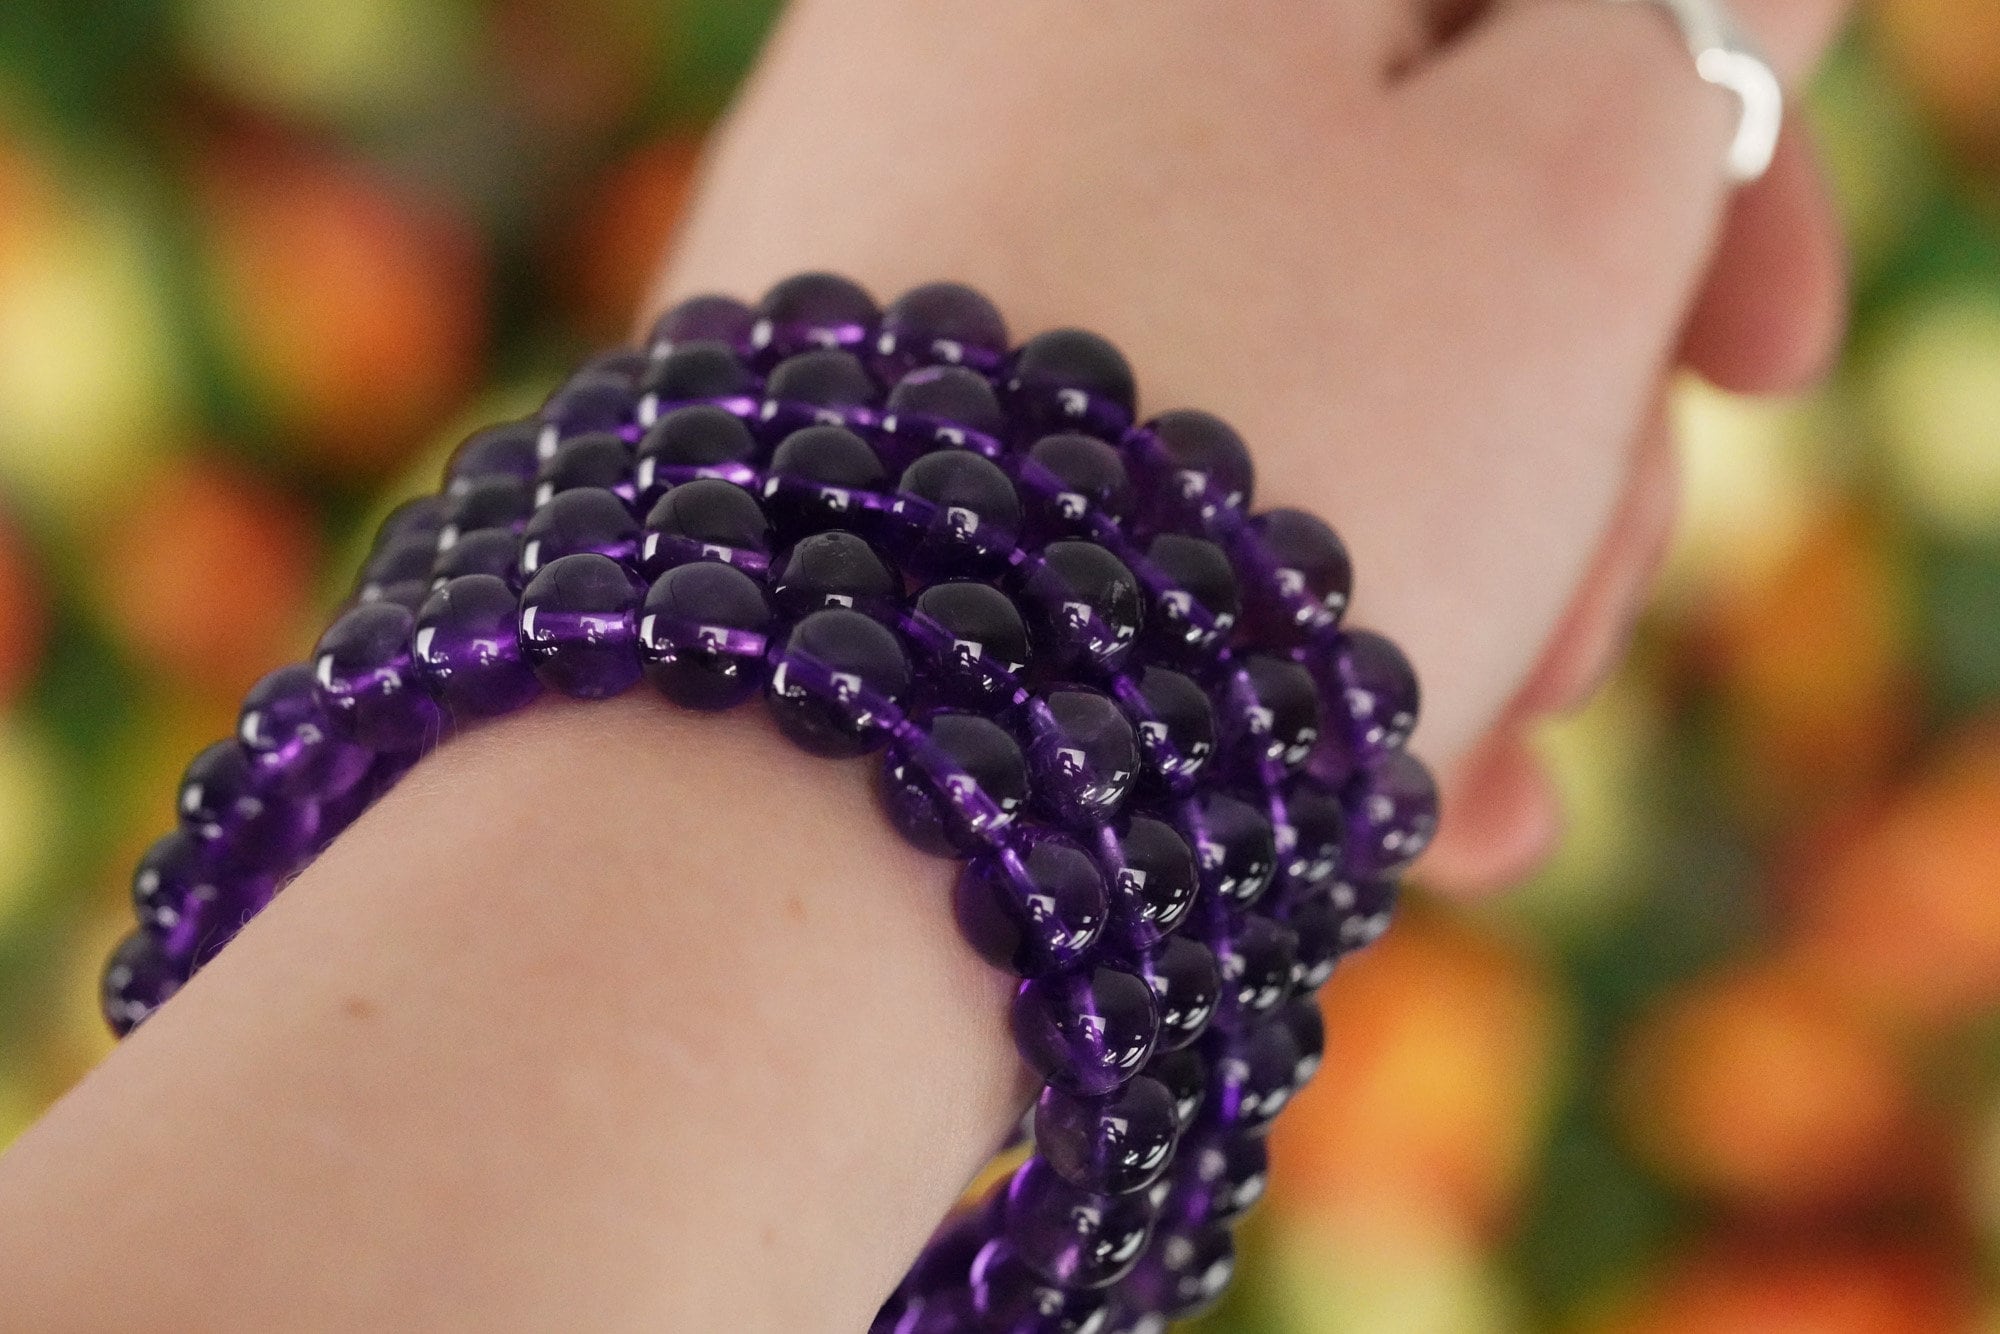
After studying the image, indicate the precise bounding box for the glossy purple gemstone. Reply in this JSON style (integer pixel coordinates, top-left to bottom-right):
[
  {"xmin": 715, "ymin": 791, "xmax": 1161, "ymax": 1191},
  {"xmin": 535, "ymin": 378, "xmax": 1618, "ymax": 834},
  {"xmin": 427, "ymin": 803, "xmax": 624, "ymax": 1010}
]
[
  {"xmin": 1012, "ymin": 965, "xmax": 1158, "ymax": 1097},
  {"xmin": 647, "ymin": 293, "xmax": 755, "ymax": 356},
  {"xmin": 1204, "ymin": 911, "xmax": 1298, "ymax": 1025},
  {"xmin": 1280, "ymin": 781, "xmax": 1346, "ymax": 892},
  {"xmin": 953, "ymin": 834, "xmax": 1105, "ymax": 975},
  {"xmin": 429, "ymin": 526, "xmax": 522, "ymax": 588},
  {"xmin": 1141, "ymin": 409, "xmax": 1255, "ymax": 527},
  {"xmin": 1020, "ymin": 433, "xmax": 1134, "ymax": 540},
  {"xmin": 101, "ymin": 930, "xmax": 185, "ymax": 1037},
  {"xmin": 1176, "ymin": 792, "xmax": 1276, "ymax": 909},
  {"xmin": 1005, "ymin": 329, "xmax": 1136, "ymax": 439},
  {"xmin": 1141, "ymin": 1047, "xmax": 1207, "ymax": 1135},
  {"xmin": 1004, "ymin": 1157, "xmax": 1155, "ymax": 1290},
  {"xmin": 1122, "ymin": 935, "xmax": 1220, "ymax": 1053},
  {"xmin": 131, "ymin": 829, "xmax": 232, "ymax": 962},
  {"xmin": 1331, "ymin": 873, "xmax": 1399, "ymax": 955},
  {"xmin": 1098, "ymin": 815, "xmax": 1199, "ymax": 950},
  {"xmin": 314, "ymin": 602, "xmax": 443, "ymax": 751},
  {"xmin": 1033, "ymin": 1074, "xmax": 1179, "ymax": 1197},
  {"xmin": 968, "ymin": 1239, "xmax": 1111, "ymax": 1334},
  {"xmin": 439, "ymin": 475, "xmax": 535, "ymax": 548},
  {"xmin": 177, "ymin": 740, "xmax": 319, "ymax": 870},
  {"xmin": 370, "ymin": 494, "xmax": 445, "ymax": 551},
  {"xmin": 765, "ymin": 607, "xmax": 911, "ymax": 757},
  {"xmin": 873, "ymin": 1290, "xmax": 977, "ymax": 1334},
  {"xmin": 238, "ymin": 663, "xmax": 372, "ymax": 799},
  {"xmin": 1230, "ymin": 656, "xmax": 1321, "ymax": 774},
  {"xmin": 882, "ymin": 366, "xmax": 1007, "ymax": 454},
  {"xmin": 904, "ymin": 581, "xmax": 1030, "ymax": 710},
  {"xmin": 875, "ymin": 281, "xmax": 1009, "ymax": 378},
  {"xmin": 534, "ymin": 432, "xmax": 635, "ymax": 508},
  {"xmin": 771, "ymin": 530, "xmax": 898, "ymax": 618},
  {"xmin": 638, "ymin": 341, "xmax": 761, "ymax": 424},
  {"xmin": 413, "ymin": 575, "xmax": 541, "ymax": 718},
  {"xmin": 1140, "ymin": 534, "xmax": 1239, "ymax": 658},
  {"xmin": 1331, "ymin": 628, "xmax": 1420, "ymax": 759},
  {"xmin": 1028, "ymin": 689, "xmax": 1139, "ymax": 828},
  {"xmin": 640, "ymin": 477, "xmax": 772, "ymax": 579},
  {"xmin": 1158, "ymin": 1134, "xmax": 1268, "ymax": 1230},
  {"xmin": 1276, "ymin": 994, "xmax": 1326, "ymax": 1090},
  {"xmin": 751, "ymin": 272, "xmax": 878, "ymax": 361},
  {"xmin": 635, "ymin": 405, "xmax": 760, "ymax": 501},
  {"xmin": 763, "ymin": 348, "xmax": 880, "ymax": 418},
  {"xmin": 356, "ymin": 533, "xmax": 435, "ymax": 601},
  {"xmin": 761, "ymin": 424, "xmax": 888, "ymax": 538},
  {"xmin": 891, "ymin": 450, "xmax": 1022, "ymax": 579},
  {"xmin": 880, "ymin": 712, "xmax": 1028, "ymax": 857},
  {"xmin": 519, "ymin": 487, "xmax": 640, "ymax": 579},
  {"xmin": 1237, "ymin": 507, "xmax": 1351, "ymax": 639},
  {"xmin": 1117, "ymin": 1225, "xmax": 1235, "ymax": 1323},
  {"xmin": 1018, "ymin": 541, "xmax": 1144, "ymax": 676},
  {"xmin": 445, "ymin": 421, "xmax": 541, "ymax": 493},
  {"xmin": 1343, "ymin": 748, "xmax": 1438, "ymax": 875},
  {"xmin": 1197, "ymin": 1019, "xmax": 1300, "ymax": 1136},
  {"xmin": 638, "ymin": 561, "xmax": 774, "ymax": 711},
  {"xmin": 1116, "ymin": 667, "xmax": 1214, "ymax": 796},
  {"xmin": 1282, "ymin": 882, "xmax": 1344, "ymax": 993},
  {"xmin": 517, "ymin": 552, "xmax": 642, "ymax": 699},
  {"xmin": 540, "ymin": 369, "xmax": 635, "ymax": 439}
]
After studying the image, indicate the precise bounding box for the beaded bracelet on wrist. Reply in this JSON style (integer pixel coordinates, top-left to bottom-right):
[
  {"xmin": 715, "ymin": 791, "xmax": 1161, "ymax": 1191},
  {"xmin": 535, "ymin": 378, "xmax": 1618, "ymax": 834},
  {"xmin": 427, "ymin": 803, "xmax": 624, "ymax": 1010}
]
[{"xmin": 102, "ymin": 272, "xmax": 1437, "ymax": 1334}]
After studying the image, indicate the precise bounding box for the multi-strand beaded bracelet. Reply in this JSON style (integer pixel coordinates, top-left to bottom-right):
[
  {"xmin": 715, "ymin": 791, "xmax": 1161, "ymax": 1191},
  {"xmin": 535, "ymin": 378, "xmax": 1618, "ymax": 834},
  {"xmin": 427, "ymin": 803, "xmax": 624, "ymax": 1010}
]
[{"xmin": 100, "ymin": 273, "xmax": 1437, "ymax": 1333}]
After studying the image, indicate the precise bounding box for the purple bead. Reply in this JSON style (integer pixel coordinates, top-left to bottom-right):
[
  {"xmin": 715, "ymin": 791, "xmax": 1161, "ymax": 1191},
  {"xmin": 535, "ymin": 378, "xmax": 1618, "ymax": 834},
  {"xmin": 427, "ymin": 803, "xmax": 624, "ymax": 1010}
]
[
  {"xmin": 1331, "ymin": 872, "xmax": 1399, "ymax": 955},
  {"xmin": 1142, "ymin": 1047, "xmax": 1207, "ymax": 1135},
  {"xmin": 518, "ymin": 553, "xmax": 642, "ymax": 699},
  {"xmin": 953, "ymin": 834, "xmax": 1106, "ymax": 975},
  {"xmin": 640, "ymin": 477, "xmax": 772, "ymax": 579},
  {"xmin": 968, "ymin": 1239, "xmax": 1111, "ymax": 1334},
  {"xmin": 314, "ymin": 602, "xmax": 444, "ymax": 751},
  {"xmin": 1331, "ymin": 628, "xmax": 1419, "ymax": 758},
  {"xmin": 635, "ymin": 405, "xmax": 760, "ymax": 500},
  {"xmin": 1005, "ymin": 329, "xmax": 1136, "ymax": 439},
  {"xmin": 876, "ymin": 281, "xmax": 1009, "ymax": 377},
  {"xmin": 751, "ymin": 272, "xmax": 878, "ymax": 361},
  {"xmin": 439, "ymin": 475, "xmax": 534, "ymax": 548},
  {"xmin": 638, "ymin": 341, "xmax": 761, "ymax": 423},
  {"xmin": 1343, "ymin": 749, "xmax": 1438, "ymax": 875},
  {"xmin": 1205, "ymin": 911, "xmax": 1298, "ymax": 1024},
  {"xmin": 1160, "ymin": 1134, "xmax": 1268, "ymax": 1230},
  {"xmin": 238, "ymin": 664, "xmax": 372, "ymax": 799},
  {"xmin": 1004, "ymin": 1157, "xmax": 1155, "ymax": 1290},
  {"xmin": 1029, "ymin": 689, "xmax": 1139, "ymax": 827},
  {"xmin": 647, "ymin": 293, "xmax": 755, "ymax": 356},
  {"xmin": 176, "ymin": 741, "xmax": 319, "ymax": 871},
  {"xmin": 101, "ymin": 931, "xmax": 184, "ymax": 1036},
  {"xmin": 905, "ymin": 581, "xmax": 1030, "ymax": 709},
  {"xmin": 1176, "ymin": 792, "xmax": 1276, "ymax": 910},
  {"xmin": 1280, "ymin": 782, "xmax": 1346, "ymax": 893},
  {"xmin": 519, "ymin": 487, "xmax": 640, "ymax": 578},
  {"xmin": 1098, "ymin": 815, "xmax": 1198, "ymax": 949},
  {"xmin": 874, "ymin": 1290, "xmax": 977, "ymax": 1334},
  {"xmin": 1110, "ymin": 669, "xmax": 1213, "ymax": 798},
  {"xmin": 356, "ymin": 533, "xmax": 435, "ymax": 600},
  {"xmin": 370, "ymin": 494, "xmax": 444, "ymax": 551},
  {"xmin": 445, "ymin": 421, "xmax": 540, "ymax": 493},
  {"xmin": 1276, "ymin": 995, "xmax": 1326, "ymax": 1090},
  {"xmin": 1228, "ymin": 656, "xmax": 1320, "ymax": 775},
  {"xmin": 1012, "ymin": 966, "xmax": 1158, "ymax": 1097},
  {"xmin": 1117, "ymin": 1225, "xmax": 1235, "ymax": 1322},
  {"xmin": 765, "ymin": 607, "xmax": 912, "ymax": 757},
  {"xmin": 1021, "ymin": 433, "xmax": 1134, "ymax": 541},
  {"xmin": 905, "ymin": 1193, "xmax": 1007, "ymax": 1297},
  {"xmin": 1034, "ymin": 1074, "xmax": 1179, "ymax": 1197},
  {"xmin": 131, "ymin": 829, "xmax": 233, "ymax": 962},
  {"xmin": 638, "ymin": 562, "xmax": 774, "ymax": 711},
  {"xmin": 413, "ymin": 575, "xmax": 541, "ymax": 718},
  {"xmin": 1140, "ymin": 534, "xmax": 1239, "ymax": 658},
  {"xmin": 1122, "ymin": 935, "xmax": 1220, "ymax": 1052},
  {"xmin": 540, "ymin": 369, "xmax": 635, "ymax": 438},
  {"xmin": 1017, "ymin": 542, "xmax": 1144, "ymax": 676},
  {"xmin": 576, "ymin": 346, "xmax": 647, "ymax": 385},
  {"xmin": 429, "ymin": 526, "xmax": 522, "ymax": 588},
  {"xmin": 1197, "ymin": 1019, "xmax": 1299, "ymax": 1136},
  {"xmin": 534, "ymin": 432, "xmax": 634, "ymax": 508},
  {"xmin": 772, "ymin": 530, "xmax": 898, "ymax": 618},
  {"xmin": 1237, "ymin": 508, "xmax": 1351, "ymax": 639},
  {"xmin": 1139, "ymin": 410, "xmax": 1253, "ymax": 525},
  {"xmin": 763, "ymin": 348, "xmax": 880, "ymax": 416},
  {"xmin": 882, "ymin": 366, "xmax": 1006, "ymax": 450},
  {"xmin": 1282, "ymin": 883, "xmax": 1344, "ymax": 993},
  {"xmin": 891, "ymin": 450, "xmax": 1021, "ymax": 579},
  {"xmin": 880, "ymin": 712, "xmax": 1028, "ymax": 857},
  {"xmin": 761, "ymin": 425, "xmax": 888, "ymax": 538}
]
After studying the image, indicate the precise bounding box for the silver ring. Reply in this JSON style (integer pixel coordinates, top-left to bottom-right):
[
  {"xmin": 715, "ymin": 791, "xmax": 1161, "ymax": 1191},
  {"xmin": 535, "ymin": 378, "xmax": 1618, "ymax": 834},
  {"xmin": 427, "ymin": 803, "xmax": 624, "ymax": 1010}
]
[{"xmin": 1613, "ymin": 0, "xmax": 1783, "ymax": 184}]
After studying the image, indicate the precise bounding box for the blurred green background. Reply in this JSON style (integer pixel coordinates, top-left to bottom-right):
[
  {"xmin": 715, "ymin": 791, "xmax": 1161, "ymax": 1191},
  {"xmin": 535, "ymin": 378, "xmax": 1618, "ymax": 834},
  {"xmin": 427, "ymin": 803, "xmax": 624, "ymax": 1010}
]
[{"xmin": 0, "ymin": 2, "xmax": 1997, "ymax": 1330}]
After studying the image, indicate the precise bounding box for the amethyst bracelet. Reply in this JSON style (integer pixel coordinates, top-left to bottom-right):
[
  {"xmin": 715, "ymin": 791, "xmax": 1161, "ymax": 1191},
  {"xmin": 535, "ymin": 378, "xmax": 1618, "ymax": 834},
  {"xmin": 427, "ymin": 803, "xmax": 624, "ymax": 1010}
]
[{"xmin": 102, "ymin": 273, "xmax": 1437, "ymax": 1333}]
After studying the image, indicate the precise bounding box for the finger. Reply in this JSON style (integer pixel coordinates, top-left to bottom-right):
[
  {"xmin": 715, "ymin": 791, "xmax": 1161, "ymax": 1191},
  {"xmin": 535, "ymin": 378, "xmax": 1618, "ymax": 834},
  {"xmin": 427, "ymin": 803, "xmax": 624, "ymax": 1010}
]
[
  {"xmin": 1420, "ymin": 730, "xmax": 1565, "ymax": 894},
  {"xmin": 1680, "ymin": 123, "xmax": 1848, "ymax": 393}
]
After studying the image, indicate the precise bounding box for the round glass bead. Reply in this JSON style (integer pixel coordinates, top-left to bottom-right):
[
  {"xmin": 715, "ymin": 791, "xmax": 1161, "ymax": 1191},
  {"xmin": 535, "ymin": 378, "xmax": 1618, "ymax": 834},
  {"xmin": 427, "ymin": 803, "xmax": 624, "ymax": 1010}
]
[
  {"xmin": 880, "ymin": 712, "xmax": 1029, "ymax": 857},
  {"xmin": 953, "ymin": 833, "xmax": 1106, "ymax": 975},
  {"xmin": 1140, "ymin": 410, "xmax": 1254, "ymax": 524},
  {"xmin": 534, "ymin": 432, "xmax": 634, "ymax": 508},
  {"xmin": 761, "ymin": 424, "xmax": 887, "ymax": 538},
  {"xmin": 1022, "ymin": 433, "xmax": 1133, "ymax": 539},
  {"xmin": 640, "ymin": 477, "xmax": 772, "ymax": 579},
  {"xmin": 1122, "ymin": 667, "xmax": 1214, "ymax": 794},
  {"xmin": 1141, "ymin": 534, "xmax": 1239, "ymax": 657},
  {"xmin": 1034, "ymin": 1074, "xmax": 1179, "ymax": 1197},
  {"xmin": 238, "ymin": 663, "xmax": 371, "ymax": 799},
  {"xmin": 892, "ymin": 450, "xmax": 1022, "ymax": 579},
  {"xmin": 131, "ymin": 829, "xmax": 231, "ymax": 962},
  {"xmin": 638, "ymin": 341, "xmax": 760, "ymax": 420},
  {"xmin": 635, "ymin": 405, "xmax": 760, "ymax": 499},
  {"xmin": 648, "ymin": 293, "xmax": 754, "ymax": 355},
  {"xmin": 438, "ymin": 475, "xmax": 534, "ymax": 548},
  {"xmin": 370, "ymin": 495, "xmax": 444, "ymax": 551},
  {"xmin": 1238, "ymin": 508, "xmax": 1351, "ymax": 638},
  {"xmin": 313, "ymin": 602, "xmax": 442, "ymax": 751},
  {"xmin": 765, "ymin": 607, "xmax": 912, "ymax": 757},
  {"xmin": 1117, "ymin": 1225, "xmax": 1235, "ymax": 1322},
  {"xmin": 101, "ymin": 931, "xmax": 184, "ymax": 1037},
  {"xmin": 517, "ymin": 552, "xmax": 642, "ymax": 699},
  {"xmin": 1178, "ymin": 792, "xmax": 1277, "ymax": 909},
  {"xmin": 1343, "ymin": 748, "xmax": 1439, "ymax": 875},
  {"xmin": 429, "ymin": 526, "xmax": 522, "ymax": 588},
  {"xmin": 752, "ymin": 271, "xmax": 878, "ymax": 360},
  {"xmin": 445, "ymin": 421, "xmax": 540, "ymax": 492},
  {"xmin": 1230, "ymin": 655, "xmax": 1321, "ymax": 774},
  {"xmin": 638, "ymin": 561, "xmax": 774, "ymax": 711},
  {"xmin": 1276, "ymin": 995, "xmax": 1325, "ymax": 1089},
  {"xmin": 1122, "ymin": 935, "xmax": 1220, "ymax": 1053},
  {"xmin": 876, "ymin": 281, "xmax": 1009, "ymax": 378},
  {"xmin": 1331, "ymin": 628, "xmax": 1420, "ymax": 758},
  {"xmin": 883, "ymin": 366, "xmax": 1006, "ymax": 447},
  {"xmin": 1143, "ymin": 1047, "xmax": 1208, "ymax": 1135},
  {"xmin": 1017, "ymin": 541, "xmax": 1145, "ymax": 675},
  {"xmin": 413, "ymin": 574, "xmax": 541, "ymax": 718},
  {"xmin": 1004, "ymin": 1157, "xmax": 1155, "ymax": 1290},
  {"xmin": 1206, "ymin": 912, "xmax": 1298, "ymax": 1024},
  {"xmin": 771, "ymin": 530, "xmax": 898, "ymax": 618},
  {"xmin": 1284, "ymin": 883, "xmax": 1344, "ymax": 993},
  {"xmin": 764, "ymin": 348, "xmax": 879, "ymax": 413},
  {"xmin": 905, "ymin": 581, "xmax": 1030, "ymax": 709},
  {"xmin": 1197, "ymin": 1020, "xmax": 1300, "ymax": 1136},
  {"xmin": 1011, "ymin": 965, "xmax": 1158, "ymax": 1097},
  {"xmin": 356, "ymin": 533, "xmax": 435, "ymax": 600},
  {"xmin": 1159, "ymin": 1135, "xmax": 1268, "ymax": 1230},
  {"xmin": 1029, "ymin": 689, "xmax": 1139, "ymax": 827},
  {"xmin": 968, "ymin": 1240, "xmax": 1111, "ymax": 1334},
  {"xmin": 1005, "ymin": 329, "xmax": 1136, "ymax": 438},
  {"xmin": 1332, "ymin": 873, "xmax": 1399, "ymax": 955},
  {"xmin": 1281, "ymin": 782, "xmax": 1346, "ymax": 891},
  {"xmin": 519, "ymin": 487, "xmax": 640, "ymax": 578},
  {"xmin": 1100, "ymin": 814, "xmax": 1199, "ymax": 949},
  {"xmin": 540, "ymin": 369, "xmax": 635, "ymax": 438}
]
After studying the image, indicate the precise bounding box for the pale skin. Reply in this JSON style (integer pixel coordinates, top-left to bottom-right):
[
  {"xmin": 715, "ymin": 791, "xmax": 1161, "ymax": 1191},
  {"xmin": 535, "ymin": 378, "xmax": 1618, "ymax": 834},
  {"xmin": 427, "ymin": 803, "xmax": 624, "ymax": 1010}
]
[{"xmin": 0, "ymin": 1, "xmax": 1847, "ymax": 1329}]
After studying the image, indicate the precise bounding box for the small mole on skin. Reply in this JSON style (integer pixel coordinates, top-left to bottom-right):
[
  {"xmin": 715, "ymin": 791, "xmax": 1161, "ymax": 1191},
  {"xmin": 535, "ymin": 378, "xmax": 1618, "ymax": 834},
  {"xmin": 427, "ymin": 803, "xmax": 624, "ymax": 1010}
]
[
  {"xmin": 342, "ymin": 995, "xmax": 377, "ymax": 1021},
  {"xmin": 783, "ymin": 894, "xmax": 806, "ymax": 923}
]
